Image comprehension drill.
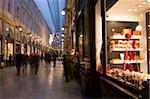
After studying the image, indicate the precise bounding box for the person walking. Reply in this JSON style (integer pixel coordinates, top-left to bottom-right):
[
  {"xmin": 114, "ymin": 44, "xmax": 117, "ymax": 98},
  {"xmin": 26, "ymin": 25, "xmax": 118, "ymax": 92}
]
[
  {"xmin": 63, "ymin": 53, "xmax": 69, "ymax": 82},
  {"xmin": 32, "ymin": 54, "xmax": 40, "ymax": 74},
  {"xmin": 48, "ymin": 52, "xmax": 52, "ymax": 65},
  {"xmin": 15, "ymin": 52, "xmax": 22, "ymax": 76},
  {"xmin": 52, "ymin": 52, "xmax": 57, "ymax": 67},
  {"xmin": 9, "ymin": 54, "xmax": 12, "ymax": 66},
  {"xmin": 22, "ymin": 54, "xmax": 28, "ymax": 73}
]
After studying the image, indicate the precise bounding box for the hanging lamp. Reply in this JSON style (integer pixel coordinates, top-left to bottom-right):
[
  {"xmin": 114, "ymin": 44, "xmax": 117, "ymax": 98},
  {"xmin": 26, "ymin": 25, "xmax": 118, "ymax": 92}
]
[
  {"xmin": 135, "ymin": 0, "xmax": 142, "ymax": 31},
  {"xmin": 135, "ymin": 25, "xmax": 142, "ymax": 31}
]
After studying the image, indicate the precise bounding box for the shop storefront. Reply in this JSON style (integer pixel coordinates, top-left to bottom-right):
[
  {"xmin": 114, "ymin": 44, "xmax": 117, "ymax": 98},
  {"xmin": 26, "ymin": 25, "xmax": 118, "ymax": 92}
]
[
  {"xmin": 4, "ymin": 27, "xmax": 14, "ymax": 61},
  {"xmin": 21, "ymin": 43, "xmax": 24, "ymax": 54},
  {"xmin": 16, "ymin": 41, "xmax": 21, "ymax": 53},
  {"xmin": 27, "ymin": 45, "xmax": 30, "ymax": 56},
  {"xmin": 95, "ymin": 0, "xmax": 150, "ymax": 98},
  {"xmin": 21, "ymin": 35, "xmax": 27, "ymax": 54}
]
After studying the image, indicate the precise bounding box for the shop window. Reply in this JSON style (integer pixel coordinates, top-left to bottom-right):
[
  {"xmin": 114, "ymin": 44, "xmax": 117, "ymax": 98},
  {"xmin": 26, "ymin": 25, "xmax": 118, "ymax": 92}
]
[
  {"xmin": 5, "ymin": 28, "xmax": 13, "ymax": 38},
  {"xmin": 104, "ymin": 0, "xmax": 150, "ymax": 89},
  {"xmin": 95, "ymin": 0, "xmax": 103, "ymax": 73}
]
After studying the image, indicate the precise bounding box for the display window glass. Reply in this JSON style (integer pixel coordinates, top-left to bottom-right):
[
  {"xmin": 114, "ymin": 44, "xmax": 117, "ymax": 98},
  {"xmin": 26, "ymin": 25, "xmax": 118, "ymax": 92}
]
[
  {"xmin": 27, "ymin": 45, "xmax": 30, "ymax": 56},
  {"xmin": 95, "ymin": 0, "xmax": 103, "ymax": 73},
  {"xmin": 21, "ymin": 44, "xmax": 24, "ymax": 54},
  {"xmin": 4, "ymin": 42, "xmax": 13, "ymax": 60},
  {"xmin": 104, "ymin": 0, "xmax": 150, "ymax": 89},
  {"xmin": 146, "ymin": 12, "xmax": 150, "ymax": 73}
]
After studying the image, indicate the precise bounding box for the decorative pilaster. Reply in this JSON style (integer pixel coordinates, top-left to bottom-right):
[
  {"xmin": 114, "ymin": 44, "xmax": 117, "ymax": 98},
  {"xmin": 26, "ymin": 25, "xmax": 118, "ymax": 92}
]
[{"xmin": 81, "ymin": 0, "xmax": 96, "ymax": 97}]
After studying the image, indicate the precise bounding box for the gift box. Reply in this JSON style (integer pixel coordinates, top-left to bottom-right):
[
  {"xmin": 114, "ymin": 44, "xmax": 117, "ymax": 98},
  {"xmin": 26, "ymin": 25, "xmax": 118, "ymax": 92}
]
[
  {"xmin": 133, "ymin": 31, "xmax": 141, "ymax": 35},
  {"xmin": 122, "ymin": 29, "xmax": 132, "ymax": 35}
]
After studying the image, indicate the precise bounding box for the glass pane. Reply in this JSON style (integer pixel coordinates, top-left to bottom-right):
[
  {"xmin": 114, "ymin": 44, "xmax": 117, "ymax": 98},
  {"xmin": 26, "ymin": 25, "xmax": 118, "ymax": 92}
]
[
  {"xmin": 106, "ymin": 0, "xmax": 150, "ymax": 89},
  {"xmin": 95, "ymin": 0, "xmax": 103, "ymax": 73},
  {"xmin": 146, "ymin": 12, "xmax": 150, "ymax": 73}
]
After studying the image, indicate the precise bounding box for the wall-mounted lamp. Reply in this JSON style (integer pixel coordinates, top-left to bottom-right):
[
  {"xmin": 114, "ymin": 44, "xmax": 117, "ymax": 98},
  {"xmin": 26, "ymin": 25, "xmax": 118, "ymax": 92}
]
[
  {"xmin": 19, "ymin": 27, "xmax": 23, "ymax": 31},
  {"xmin": 80, "ymin": 34, "xmax": 83, "ymax": 38},
  {"xmin": 61, "ymin": 27, "xmax": 64, "ymax": 31},
  {"xmin": 61, "ymin": 10, "xmax": 65, "ymax": 15},
  {"xmin": 16, "ymin": 26, "xmax": 23, "ymax": 31},
  {"xmin": 62, "ymin": 34, "xmax": 64, "ymax": 37},
  {"xmin": 6, "ymin": 27, "xmax": 10, "ymax": 31},
  {"xmin": 61, "ymin": 26, "xmax": 68, "ymax": 31},
  {"xmin": 61, "ymin": 8, "xmax": 71, "ymax": 16}
]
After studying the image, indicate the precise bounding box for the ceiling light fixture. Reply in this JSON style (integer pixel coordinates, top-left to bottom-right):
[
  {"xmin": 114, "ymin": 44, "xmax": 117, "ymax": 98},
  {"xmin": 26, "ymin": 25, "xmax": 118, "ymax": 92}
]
[
  {"xmin": 134, "ymin": 9, "xmax": 138, "ymax": 11},
  {"xmin": 61, "ymin": 10, "xmax": 65, "ymax": 15},
  {"xmin": 135, "ymin": 25, "xmax": 142, "ymax": 31},
  {"xmin": 138, "ymin": 4, "xmax": 143, "ymax": 7},
  {"xmin": 111, "ymin": 29, "xmax": 115, "ymax": 32},
  {"xmin": 147, "ymin": 0, "xmax": 150, "ymax": 2},
  {"xmin": 128, "ymin": 9, "xmax": 132, "ymax": 11},
  {"xmin": 6, "ymin": 27, "xmax": 10, "ymax": 31},
  {"xmin": 142, "ymin": 2, "xmax": 147, "ymax": 5},
  {"xmin": 61, "ymin": 27, "xmax": 64, "ymax": 31},
  {"xmin": 80, "ymin": 35, "xmax": 83, "ymax": 38},
  {"xmin": 18, "ymin": 27, "xmax": 23, "ymax": 31},
  {"xmin": 135, "ymin": 0, "xmax": 142, "ymax": 31}
]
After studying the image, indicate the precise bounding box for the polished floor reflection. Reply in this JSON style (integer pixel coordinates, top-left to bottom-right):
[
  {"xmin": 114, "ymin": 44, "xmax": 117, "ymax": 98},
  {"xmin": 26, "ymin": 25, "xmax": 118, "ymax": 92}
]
[{"xmin": 0, "ymin": 61, "xmax": 82, "ymax": 99}]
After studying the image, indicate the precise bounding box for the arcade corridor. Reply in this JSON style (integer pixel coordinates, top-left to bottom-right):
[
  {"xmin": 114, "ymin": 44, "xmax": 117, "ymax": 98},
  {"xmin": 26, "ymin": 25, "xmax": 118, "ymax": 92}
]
[
  {"xmin": 0, "ymin": 61, "xmax": 83, "ymax": 99},
  {"xmin": 0, "ymin": 0, "xmax": 150, "ymax": 98}
]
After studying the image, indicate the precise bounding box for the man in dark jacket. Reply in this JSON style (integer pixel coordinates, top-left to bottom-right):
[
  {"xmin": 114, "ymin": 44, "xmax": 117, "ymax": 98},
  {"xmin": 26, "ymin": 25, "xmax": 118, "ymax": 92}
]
[
  {"xmin": 31, "ymin": 54, "xmax": 40, "ymax": 74},
  {"xmin": 15, "ymin": 52, "xmax": 23, "ymax": 76},
  {"xmin": 53, "ymin": 52, "xmax": 57, "ymax": 67},
  {"xmin": 63, "ymin": 53, "xmax": 71, "ymax": 82},
  {"xmin": 9, "ymin": 54, "xmax": 12, "ymax": 66},
  {"xmin": 63, "ymin": 53, "xmax": 69, "ymax": 82}
]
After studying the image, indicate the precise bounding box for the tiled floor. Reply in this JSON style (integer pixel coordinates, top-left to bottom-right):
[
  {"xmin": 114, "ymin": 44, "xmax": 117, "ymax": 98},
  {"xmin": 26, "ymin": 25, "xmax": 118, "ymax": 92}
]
[{"xmin": 0, "ymin": 61, "xmax": 83, "ymax": 99}]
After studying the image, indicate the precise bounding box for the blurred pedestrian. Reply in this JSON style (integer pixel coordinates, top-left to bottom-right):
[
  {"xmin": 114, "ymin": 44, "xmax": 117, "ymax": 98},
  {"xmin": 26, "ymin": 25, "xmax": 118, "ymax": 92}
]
[
  {"xmin": 22, "ymin": 54, "xmax": 28, "ymax": 73},
  {"xmin": 9, "ymin": 54, "xmax": 12, "ymax": 66},
  {"xmin": 52, "ymin": 52, "xmax": 57, "ymax": 67},
  {"xmin": 63, "ymin": 53, "xmax": 69, "ymax": 82},
  {"xmin": 35, "ymin": 54, "xmax": 40, "ymax": 74},
  {"xmin": 31, "ymin": 54, "xmax": 40, "ymax": 74},
  {"xmin": 15, "ymin": 52, "xmax": 23, "ymax": 76}
]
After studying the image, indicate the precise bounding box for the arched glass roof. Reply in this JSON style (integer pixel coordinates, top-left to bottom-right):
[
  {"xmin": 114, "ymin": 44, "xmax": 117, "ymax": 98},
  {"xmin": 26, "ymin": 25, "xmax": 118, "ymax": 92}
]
[{"xmin": 34, "ymin": 0, "xmax": 65, "ymax": 33}]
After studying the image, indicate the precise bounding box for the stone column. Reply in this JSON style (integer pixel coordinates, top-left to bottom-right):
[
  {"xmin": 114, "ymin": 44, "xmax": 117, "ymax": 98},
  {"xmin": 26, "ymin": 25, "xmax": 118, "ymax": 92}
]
[
  {"xmin": 1, "ymin": 0, "xmax": 5, "ymax": 63},
  {"xmin": 13, "ymin": 27, "xmax": 16, "ymax": 55},
  {"xmin": 2, "ymin": 20, "xmax": 5, "ymax": 61},
  {"xmin": 81, "ymin": 0, "xmax": 96, "ymax": 97}
]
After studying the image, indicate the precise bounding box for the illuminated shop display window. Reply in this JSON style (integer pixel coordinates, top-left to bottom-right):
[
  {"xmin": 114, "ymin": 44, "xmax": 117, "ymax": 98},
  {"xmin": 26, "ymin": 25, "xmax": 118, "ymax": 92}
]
[{"xmin": 96, "ymin": 0, "xmax": 150, "ymax": 89}]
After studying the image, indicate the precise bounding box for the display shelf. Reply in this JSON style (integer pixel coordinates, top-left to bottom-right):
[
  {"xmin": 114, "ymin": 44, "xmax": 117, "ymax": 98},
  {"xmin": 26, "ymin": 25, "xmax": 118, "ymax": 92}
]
[
  {"xmin": 110, "ymin": 59, "xmax": 144, "ymax": 64},
  {"xmin": 110, "ymin": 35, "xmax": 142, "ymax": 40},
  {"xmin": 110, "ymin": 48, "xmax": 143, "ymax": 51},
  {"xmin": 109, "ymin": 75, "xmax": 143, "ymax": 90}
]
